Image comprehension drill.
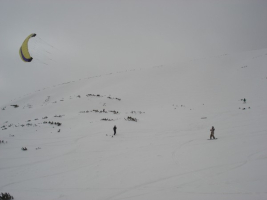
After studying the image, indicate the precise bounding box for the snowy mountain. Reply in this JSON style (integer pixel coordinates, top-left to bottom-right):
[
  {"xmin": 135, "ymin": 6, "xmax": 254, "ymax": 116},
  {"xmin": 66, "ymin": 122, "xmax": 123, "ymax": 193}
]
[{"xmin": 1, "ymin": 49, "xmax": 267, "ymax": 200}]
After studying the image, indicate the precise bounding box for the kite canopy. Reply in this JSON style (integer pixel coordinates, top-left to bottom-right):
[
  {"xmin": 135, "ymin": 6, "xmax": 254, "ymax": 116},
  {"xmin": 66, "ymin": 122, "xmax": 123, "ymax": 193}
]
[{"xmin": 19, "ymin": 33, "xmax": 36, "ymax": 62}]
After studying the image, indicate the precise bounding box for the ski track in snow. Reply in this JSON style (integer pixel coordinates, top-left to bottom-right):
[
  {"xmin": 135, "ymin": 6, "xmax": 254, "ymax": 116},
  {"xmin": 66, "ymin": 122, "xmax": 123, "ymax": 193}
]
[{"xmin": 104, "ymin": 161, "xmax": 252, "ymax": 200}]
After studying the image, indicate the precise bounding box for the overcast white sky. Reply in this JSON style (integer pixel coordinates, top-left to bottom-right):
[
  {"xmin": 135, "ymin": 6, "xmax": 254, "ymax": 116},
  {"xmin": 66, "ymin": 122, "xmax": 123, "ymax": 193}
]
[{"xmin": 1, "ymin": 0, "xmax": 267, "ymax": 105}]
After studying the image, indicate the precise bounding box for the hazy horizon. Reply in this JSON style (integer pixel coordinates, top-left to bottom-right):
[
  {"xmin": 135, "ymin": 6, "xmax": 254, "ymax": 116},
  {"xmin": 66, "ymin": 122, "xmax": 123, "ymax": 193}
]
[{"xmin": 1, "ymin": 0, "xmax": 267, "ymax": 105}]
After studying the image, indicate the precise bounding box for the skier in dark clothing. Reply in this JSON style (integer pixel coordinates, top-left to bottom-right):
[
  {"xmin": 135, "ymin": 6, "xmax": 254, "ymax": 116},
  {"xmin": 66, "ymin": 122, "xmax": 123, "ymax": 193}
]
[
  {"xmin": 113, "ymin": 125, "xmax": 117, "ymax": 136},
  {"xmin": 210, "ymin": 126, "xmax": 215, "ymax": 139}
]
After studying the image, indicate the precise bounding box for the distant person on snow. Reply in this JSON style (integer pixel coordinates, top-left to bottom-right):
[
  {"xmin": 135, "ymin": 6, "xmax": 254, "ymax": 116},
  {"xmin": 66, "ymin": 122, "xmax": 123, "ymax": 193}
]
[
  {"xmin": 113, "ymin": 125, "xmax": 117, "ymax": 136},
  {"xmin": 243, "ymin": 98, "xmax": 246, "ymax": 103},
  {"xmin": 210, "ymin": 126, "xmax": 215, "ymax": 139}
]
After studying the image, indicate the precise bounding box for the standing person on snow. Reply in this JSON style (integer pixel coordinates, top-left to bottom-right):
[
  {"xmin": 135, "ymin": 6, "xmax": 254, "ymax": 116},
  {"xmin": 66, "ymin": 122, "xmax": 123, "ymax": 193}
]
[
  {"xmin": 210, "ymin": 126, "xmax": 215, "ymax": 139},
  {"xmin": 113, "ymin": 125, "xmax": 117, "ymax": 136}
]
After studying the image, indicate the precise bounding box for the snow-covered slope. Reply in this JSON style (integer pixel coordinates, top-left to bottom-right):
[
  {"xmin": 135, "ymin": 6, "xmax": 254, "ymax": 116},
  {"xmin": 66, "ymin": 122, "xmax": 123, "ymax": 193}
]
[{"xmin": 1, "ymin": 49, "xmax": 267, "ymax": 200}]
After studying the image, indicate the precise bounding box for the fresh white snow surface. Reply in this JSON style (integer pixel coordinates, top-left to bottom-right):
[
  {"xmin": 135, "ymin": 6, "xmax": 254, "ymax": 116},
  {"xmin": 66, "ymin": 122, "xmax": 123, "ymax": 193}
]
[{"xmin": 1, "ymin": 49, "xmax": 267, "ymax": 200}]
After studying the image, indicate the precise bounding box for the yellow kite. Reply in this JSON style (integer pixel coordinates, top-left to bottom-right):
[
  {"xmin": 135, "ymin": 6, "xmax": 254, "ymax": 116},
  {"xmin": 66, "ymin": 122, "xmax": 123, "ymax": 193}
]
[{"xmin": 19, "ymin": 33, "xmax": 36, "ymax": 62}]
